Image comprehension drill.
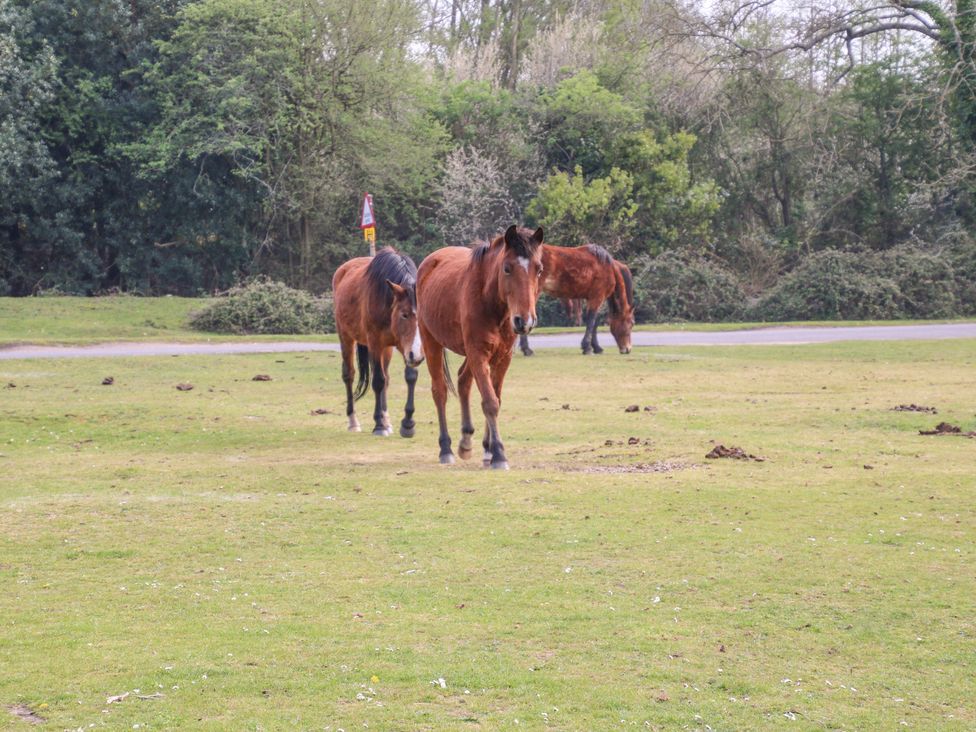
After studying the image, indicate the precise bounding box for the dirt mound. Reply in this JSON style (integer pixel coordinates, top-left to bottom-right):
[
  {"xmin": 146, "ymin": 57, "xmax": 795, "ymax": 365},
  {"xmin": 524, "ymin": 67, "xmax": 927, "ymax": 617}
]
[
  {"xmin": 706, "ymin": 444, "xmax": 765, "ymax": 462},
  {"xmin": 920, "ymin": 422, "xmax": 976, "ymax": 437},
  {"xmin": 893, "ymin": 404, "xmax": 937, "ymax": 414}
]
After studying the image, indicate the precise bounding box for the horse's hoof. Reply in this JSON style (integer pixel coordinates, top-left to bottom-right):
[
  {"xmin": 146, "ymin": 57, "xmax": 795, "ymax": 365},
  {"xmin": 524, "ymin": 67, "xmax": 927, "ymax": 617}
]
[
  {"xmin": 458, "ymin": 445, "xmax": 473, "ymax": 460},
  {"xmin": 592, "ymin": 346, "xmax": 604, "ymax": 354},
  {"xmin": 439, "ymin": 453, "xmax": 456, "ymax": 465},
  {"xmin": 522, "ymin": 348, "xmax": 534, "ymax": 357},
  {"xmin": 348, "ymin": 425, "xmax": 362, "ymax": 432},
  {"xmin": 399, "ymin": 425, "xmax": 415, "ymax": 438},
  {"xmin": 489, "ymin": 460, "xmax": 510, "ymax": 471},
  {"xmin": 372, "ymin": 427, "xmax": 391, "ymax": 437},
  {"xmin": 581, "ymin": 349, "xmax": 592, "ymax": 355}
]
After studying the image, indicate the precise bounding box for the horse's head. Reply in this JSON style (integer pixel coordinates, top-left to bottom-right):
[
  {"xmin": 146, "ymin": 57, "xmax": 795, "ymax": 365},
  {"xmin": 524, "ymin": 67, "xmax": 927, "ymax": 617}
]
[
  {"xmin": 498, "ymin": 225, "xmax": 544, "ymax": 335},
  {"xmin": 386, "ymin": 279, "xmax": 424, "ymax": 367},
  {"xmin": 608, "ymin": 261, "xmax": 635, "ymax": 354}
]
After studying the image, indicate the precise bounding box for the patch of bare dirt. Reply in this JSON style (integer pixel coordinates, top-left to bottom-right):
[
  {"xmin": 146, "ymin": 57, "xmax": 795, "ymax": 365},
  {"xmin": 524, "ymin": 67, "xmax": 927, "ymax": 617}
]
[
  {"xmin": 252, "ymin": 374, "xmax": 272, "ymax": 381},
  {"xmin": 706, "ymin": 445, "xmax": 765, "ymax": 462},
  {"xmin": 8, "ymin": 704, "xmax": 44, "ymax": 724},
  {"xmin": 310, "ymin": 408, "xmax": 332, "ymax": 415},
  {"xmin": 101, "ymin": 376, "xmax": 114, "ymax": 385},
  {"xmin": 175, "ymin": 383, "xmax": 193, "ymax": 391},
  {"xmin": 576, "ymin": 460, "xmax": 697, "ymax": 474},
  {"xmin": 893, "ymin": 403, "xmax": 937, "ymax": 414},
  {"xmin": 920, "ymin": 422, "xmax": 976, "ymax": 437}
]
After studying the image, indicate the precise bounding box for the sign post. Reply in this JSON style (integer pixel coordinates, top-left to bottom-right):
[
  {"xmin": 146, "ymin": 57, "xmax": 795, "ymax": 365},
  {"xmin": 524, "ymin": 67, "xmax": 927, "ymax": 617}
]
[{"xmin": 360, "ymin": 193, "xmax": 376, "ymax": 256}]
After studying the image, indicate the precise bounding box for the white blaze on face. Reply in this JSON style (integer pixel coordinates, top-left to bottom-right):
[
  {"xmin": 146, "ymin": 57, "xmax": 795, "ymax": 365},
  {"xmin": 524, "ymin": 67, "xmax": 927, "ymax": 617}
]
[
  {"xmin": 518, "ymin": 256, "xmax": 529, "ymax": 272},
  {"xmin": 410, "ymin": 322, "xmax": 423, "ymax": 360}
]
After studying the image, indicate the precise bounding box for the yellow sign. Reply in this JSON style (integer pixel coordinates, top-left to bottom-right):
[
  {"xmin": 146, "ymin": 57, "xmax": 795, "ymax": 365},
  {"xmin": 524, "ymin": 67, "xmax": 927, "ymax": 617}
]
[{"xmin": 363, "ymin": 226, "xmax": 376, "ymax": 244}]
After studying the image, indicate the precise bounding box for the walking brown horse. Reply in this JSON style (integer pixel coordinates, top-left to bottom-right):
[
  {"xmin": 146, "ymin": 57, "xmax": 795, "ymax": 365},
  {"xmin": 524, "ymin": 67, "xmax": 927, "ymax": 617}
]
[
  {"xmin": 332, "ymin": 247, "xmax": 424, "ymax": 437},
  {"xmin": 417, "ymin": 225, "xmax": 544, "ymax": 469},
  {"xmin": 519, "ymin": 244, "xmax": 635, "ymax": 356}
]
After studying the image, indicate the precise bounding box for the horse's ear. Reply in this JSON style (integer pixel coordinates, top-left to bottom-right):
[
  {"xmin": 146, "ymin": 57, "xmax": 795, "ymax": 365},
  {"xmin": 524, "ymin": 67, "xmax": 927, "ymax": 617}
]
[
  {"xmin": 503, "ymin": 225, "xmax": 520, "ymax": 249},
  {"xmin": 386, "ymin": 279, "xmax": 405, "ymax": 297},
  {"xmin": 532, "ymin": 227, "xmax": 544, "ymax": 244}
]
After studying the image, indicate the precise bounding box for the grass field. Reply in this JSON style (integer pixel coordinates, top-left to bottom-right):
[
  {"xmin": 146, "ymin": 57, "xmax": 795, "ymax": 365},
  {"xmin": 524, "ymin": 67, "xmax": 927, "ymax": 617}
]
[
  {"xmin": 3, "ymin": 296, "xmax": 972, "ymax": 346},
  {"xmin": 2, "ymin": 340, "xmax": 975, "ymax": 730}
]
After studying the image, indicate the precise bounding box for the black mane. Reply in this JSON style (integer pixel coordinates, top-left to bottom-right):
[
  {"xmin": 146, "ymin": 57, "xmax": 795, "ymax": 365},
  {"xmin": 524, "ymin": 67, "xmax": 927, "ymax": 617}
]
[
  {"xmin": 619, "ymin": 262, "xmax": 634, "ymax": 307},
  {"xmin": 366, "ymin": 247, "xmax": 417, "ymax": 308},
  {"xmin": 585, "ymin": 243, "xmax": 613, "ymax": 265},
  {"xmin": 471, "ymin": 228, "xmax": 540, "ymax": 265}
]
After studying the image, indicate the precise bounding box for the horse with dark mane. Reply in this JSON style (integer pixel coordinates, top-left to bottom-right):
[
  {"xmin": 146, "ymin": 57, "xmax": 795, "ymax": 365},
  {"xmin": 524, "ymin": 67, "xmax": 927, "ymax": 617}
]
[
  {"xmin": 518, "ymin": 243, "xmax": 635, "ymax": 356},
  {"xmin": 332, "ymin": 247, "xmax": 424, "ymax": 437},
  {"xmin": 417, "ymin": 226, "xmax": 544, "ymax": 469}
]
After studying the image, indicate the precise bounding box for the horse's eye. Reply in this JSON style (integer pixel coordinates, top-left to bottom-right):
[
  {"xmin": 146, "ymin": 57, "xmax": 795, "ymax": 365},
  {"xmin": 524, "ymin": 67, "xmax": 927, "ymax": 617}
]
[
  {"xmin": 503, "ymin": 264, "xmax": 512, "ymax": 275},
  {"xmin": 537, "ymin": 267, "xmax": 543, "ymax": 278},
  {"xmin": 401, "ymin": 311, "xmax": 410, "ymax": 319}
]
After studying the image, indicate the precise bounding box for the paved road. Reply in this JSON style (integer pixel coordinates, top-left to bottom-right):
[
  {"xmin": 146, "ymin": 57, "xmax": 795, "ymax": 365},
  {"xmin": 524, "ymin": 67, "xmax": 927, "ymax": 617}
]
[{"xmin": 1, "ymin": 323, "xmax": 974, "ymax": 360}]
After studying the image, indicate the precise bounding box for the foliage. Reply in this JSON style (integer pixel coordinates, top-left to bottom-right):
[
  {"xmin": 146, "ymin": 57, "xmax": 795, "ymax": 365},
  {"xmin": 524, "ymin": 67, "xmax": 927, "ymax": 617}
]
[
  {"xmin": 881, "ymin": 246, "xmax": 958, "ymax": 318},
  {"xmin": 526, "ymin": 165, "xmax": 636, "ymax": 248},
  {"xmin": 631, "ymin": 251, "xmax": 746, "ymax": 322},
  {"xmin": 751, "ymin": 250, "xmax": 901, "ymax": 321},
  {"xmin": 188, "ymin": 278, "xmax": 333, "ymax": 334}
]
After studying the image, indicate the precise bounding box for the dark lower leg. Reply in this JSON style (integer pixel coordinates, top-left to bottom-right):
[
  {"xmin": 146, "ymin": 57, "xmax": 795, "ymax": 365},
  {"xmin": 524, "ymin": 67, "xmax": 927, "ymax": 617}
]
[
  {"xmin": 519, "ymin": 333, "xmax": 533, "ymax": 356},
  {"xmin": 400, "ymin": 365, "xmax": 418, "ymax": 438},
  {"xmin": 371, "ymin": 357, "xmax": 389, "ymax": 435}
]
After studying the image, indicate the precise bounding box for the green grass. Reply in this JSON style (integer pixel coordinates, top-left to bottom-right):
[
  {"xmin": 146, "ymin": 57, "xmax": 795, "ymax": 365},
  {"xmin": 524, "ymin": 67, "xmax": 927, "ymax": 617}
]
[
  {"xmin": 0, "ymin": 296, "xmax": 334, "ymax": 345},
  {"xmin": 2, "ymin": 341, "xmax": 975, "ymax": 730},
  {"xmin": 2, "ymin": 296, "xmax": 973, "ymax": 345}
]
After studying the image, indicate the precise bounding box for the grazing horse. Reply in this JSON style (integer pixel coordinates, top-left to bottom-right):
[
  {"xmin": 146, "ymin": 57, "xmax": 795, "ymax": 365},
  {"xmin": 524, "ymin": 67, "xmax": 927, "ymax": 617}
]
[
  {"xmin": 417, "ymin": 225, "xmax": 544, "ymax": 469},
  {"xmin": 332, "ymin": 247, "xmax": 424, "ymax": 437},
  {"xmin": 519, "ymin": 244, "xmax": 635, "ymax": 356}
]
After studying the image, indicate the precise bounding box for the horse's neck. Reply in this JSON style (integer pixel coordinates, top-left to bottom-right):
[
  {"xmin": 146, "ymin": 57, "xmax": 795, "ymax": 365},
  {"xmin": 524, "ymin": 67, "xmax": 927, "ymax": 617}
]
[{"xmin": 472, "ymin": 248, "xmax": 507, "ymax": 320}]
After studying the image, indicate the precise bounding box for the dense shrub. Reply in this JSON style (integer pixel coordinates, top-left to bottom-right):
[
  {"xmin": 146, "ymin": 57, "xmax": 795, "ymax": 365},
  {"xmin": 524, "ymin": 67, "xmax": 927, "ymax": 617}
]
[
  {"xmin": 188, "ymin": 279, "xmax": 334, "ymax": 334},
  {"xmin": 632, "ymin": 251, "xmax": 746, "ymax": 322},
  {"xmin": 947, "ymin": 238, "xmax": 976, "ymax": 315},
  {"xmin": 750, "ymin": 250, "xmax": 900, "ymax": 320},
  {"xmin": 881, "ymin": 246, "xmax": 958, "ymax": 318}
]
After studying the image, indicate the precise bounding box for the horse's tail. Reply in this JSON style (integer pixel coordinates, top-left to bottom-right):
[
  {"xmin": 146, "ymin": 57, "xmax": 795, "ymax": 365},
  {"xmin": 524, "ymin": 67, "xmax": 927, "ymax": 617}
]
[
  {"xmin": 443, "ymin": 352, "xmax": 457, "ymax": 398},
  {"xmin": 354, "ymin": 343, "xmax": 370, "ymax": 401}
]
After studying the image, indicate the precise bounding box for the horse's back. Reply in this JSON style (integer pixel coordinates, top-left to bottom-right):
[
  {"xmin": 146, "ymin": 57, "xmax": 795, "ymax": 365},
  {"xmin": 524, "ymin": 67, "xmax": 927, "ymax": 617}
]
[
  {"xmin": 332, "ymin": 257, "xmax": 371, "ymax": 339},
  {"xmin": 542, "ymin": 244, "xmax": 615, "ymax": 301}
]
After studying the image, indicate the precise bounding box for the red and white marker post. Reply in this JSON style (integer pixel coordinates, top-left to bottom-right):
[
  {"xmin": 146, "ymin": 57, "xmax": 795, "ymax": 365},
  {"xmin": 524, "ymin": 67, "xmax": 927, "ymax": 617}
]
[{"xmin": 360, "ymin": 193, "xmax": 376, "ymax": 256}]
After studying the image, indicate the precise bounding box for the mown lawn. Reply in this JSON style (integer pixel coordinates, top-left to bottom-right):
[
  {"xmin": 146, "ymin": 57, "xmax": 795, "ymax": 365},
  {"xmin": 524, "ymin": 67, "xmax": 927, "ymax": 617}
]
[{"xmin": 1, "ymin": 341, "xmax": 974, "ymax": 730}]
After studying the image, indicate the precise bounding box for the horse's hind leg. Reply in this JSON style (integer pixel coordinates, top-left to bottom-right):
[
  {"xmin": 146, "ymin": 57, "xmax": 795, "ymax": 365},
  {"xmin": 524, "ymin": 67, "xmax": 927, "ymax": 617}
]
[
  {"xmin": 340, "ymin": 335, "xmax": 361, "ymax": 432},
  {"xmin": 400, "ymin": 364, "xmax": 418, "ymax": 438},
  {"xmin": 422, "ymin": 326, "xmax": 454, "ymax": 464},
  {"xmin": 590, "ymin": 314, "xmax": 604, "ymax": 354},
  {"xmin": 457, "ymin": 359, "xmax": 475, "ymax": 459},
  {"xmin": 519, "ymin": 333, "xmax": 534, "ymax": 357},
  {"xmin": 580, "ymin": 307, "xmax": 598, "ymax": 354}
]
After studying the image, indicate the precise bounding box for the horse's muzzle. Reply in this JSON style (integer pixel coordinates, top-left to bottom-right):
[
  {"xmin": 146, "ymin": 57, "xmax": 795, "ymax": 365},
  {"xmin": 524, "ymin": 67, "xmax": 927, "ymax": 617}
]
[
  {"xmin": 406, "ymin": 352, "xmax": 425, "ymax": 368},
  {"xmin": 512, "ymin": 315, "xmax": 535, "ymax": 335}
]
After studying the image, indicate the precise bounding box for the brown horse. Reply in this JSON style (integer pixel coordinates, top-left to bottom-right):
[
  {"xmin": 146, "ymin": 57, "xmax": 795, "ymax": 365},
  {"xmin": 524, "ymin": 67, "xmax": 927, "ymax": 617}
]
[
  {"xmin": 332, "ymin": 247, "xmax": 424, "ymax": 437},
  {"xmin": 417, "ymin": 226, "xmax": 544, "ymax": 469},
  {"xmin": 519, "ymin": 244, "xmax": 635, "ymax": 356}
]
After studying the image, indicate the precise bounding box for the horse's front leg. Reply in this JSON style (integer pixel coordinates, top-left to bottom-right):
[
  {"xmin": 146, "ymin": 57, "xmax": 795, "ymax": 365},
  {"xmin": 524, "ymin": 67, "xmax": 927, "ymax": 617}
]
[
  {"xmin": 400, "ymin": 364, "xmax": 418, "ymax": 438},
  {"xmin": 518, "ymin": 333, "xmax": 534, "ymax": 357},
  {"xmin": 472, "ymin": 352, "xmax": 510, "ymax": 470},
  {"xmin": 370, "ymin": 352, "xmax": 391, "ymax": 436},
  {"xmin": 591, "ymin": 311, "xmax": 604, "ymax": 354},
  {"xmin": 580, "ymin": 307, "xmax": 598, "ymax": 354},
  {"xmin": 381, "ymin": 347, "xmax": 393, "ymax": 431},
  {"xmin": 457, "ymin": 359, "xmax": 476, "ymax": 459}
]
